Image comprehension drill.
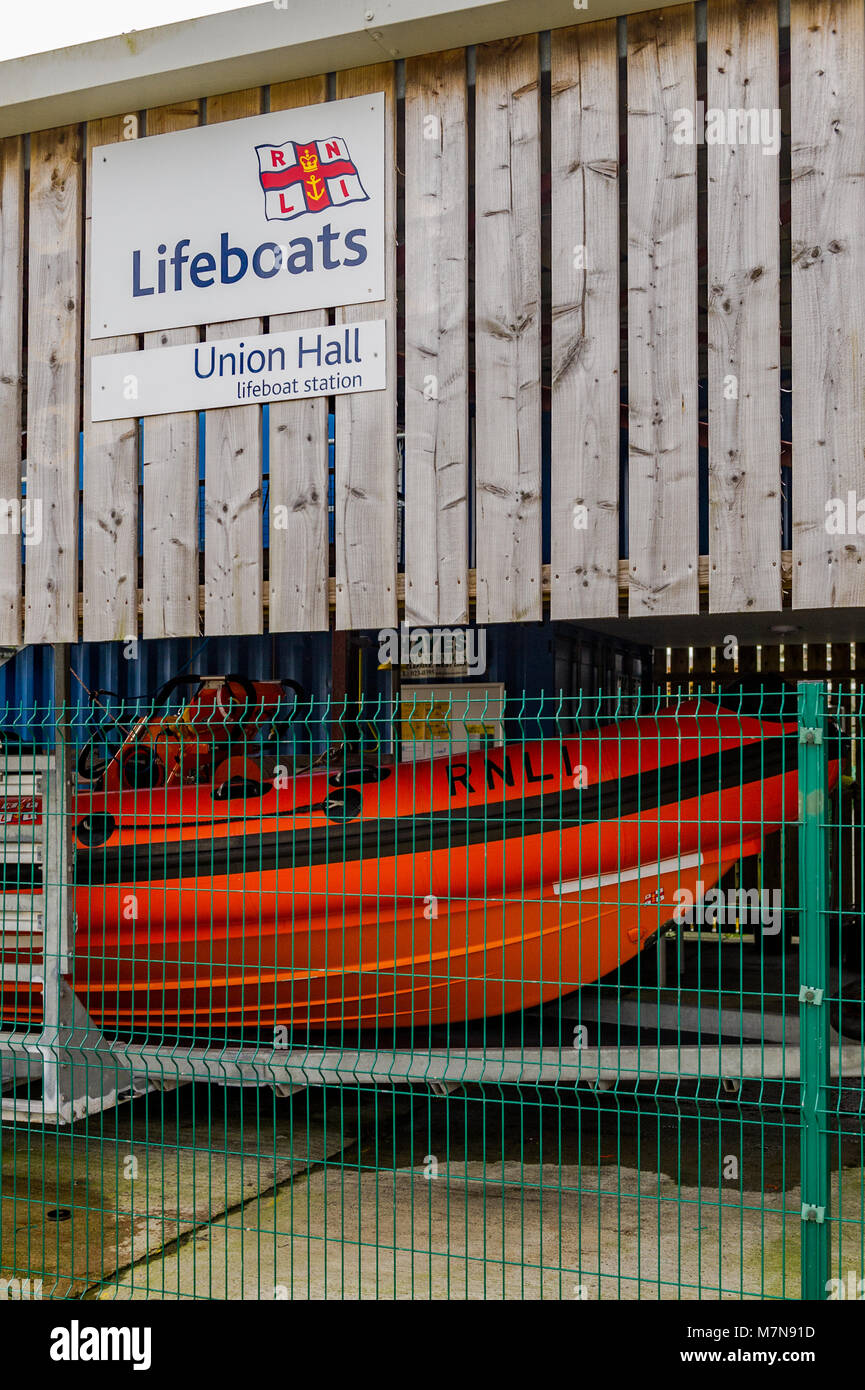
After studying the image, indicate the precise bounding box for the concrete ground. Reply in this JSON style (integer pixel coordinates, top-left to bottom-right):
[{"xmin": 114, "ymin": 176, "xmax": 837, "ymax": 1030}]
[
  {"xmin": 0, "ymin": 1087, "xmax": 346, "ymax": 1298},
  {"xmin": 98, "ymin": 1161, "xmax": 818, "ymax": 1301},
  {"xmin": 2, "ymin": 1084, "xmax": 864, "ymax": 1300}
]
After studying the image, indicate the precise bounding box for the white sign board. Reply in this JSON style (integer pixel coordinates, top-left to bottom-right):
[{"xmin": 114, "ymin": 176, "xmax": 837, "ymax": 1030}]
[
  {"xmin": 400, "ymin": 684, "xmax": 505, "ymax": 763},
  {"xmin": 90, "ymin": 93, "xmax": 385, "ymax": 339},
  {"xmin": 91, "ymin": 320, "xmax": 386, "ymax": 422}
]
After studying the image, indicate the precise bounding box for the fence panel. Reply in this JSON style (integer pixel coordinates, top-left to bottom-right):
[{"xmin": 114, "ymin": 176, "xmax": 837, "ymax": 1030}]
[
  {"xmin": 819, "ymin": 682, "xmax": 865, "ymax": 1301},
  {"xmin": 0, "ymin": 678, "xmax": 860, "ymax": 1298}
]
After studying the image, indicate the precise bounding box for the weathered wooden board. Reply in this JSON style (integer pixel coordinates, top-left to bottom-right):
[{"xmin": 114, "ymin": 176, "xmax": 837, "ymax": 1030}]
[
  {"xmin": 335, "ymin": 63, "xmax": 398, "ymax": 631},
  {"xmin": 474, "ymin": 36, "xmax": 542, "ymax": 624},
  {"xmin": 203, "ymin": 88, "xmax": 263, "ymax": 637},
  {"xmin": 790, "ymin": 0, "xmax": 865, "ymax": 609},
  {"xmin": 627, "ymin": 6, "xmax": 698, "ymax": 617},
  {"xmin": 0, "ymin": 137, "xmax": 24, "ymax": 646},
  {"xmin": 25, "ymin": 126, "xmax": 82, "ymax": 646},
  {"xmin": 550, "ymin": 20, "xmax": 620, "ymax": 621},
  {"xmin": 404, "ymin": 49, "xmax": 469, "ymax": 627},
  {"xmin": 142, "ymin": 100, "xmax": 201, "ymax": 641},
  {"xmin": 83, "ymin": 116, "xmax": 140, "ymax": 643},
  {"xmin": 268, "ymin": 75, "xmax": 330, "ymax": 633},
  {"xmin": 707, "ymin": 0, "xmax": 781, "ymax": 615}
]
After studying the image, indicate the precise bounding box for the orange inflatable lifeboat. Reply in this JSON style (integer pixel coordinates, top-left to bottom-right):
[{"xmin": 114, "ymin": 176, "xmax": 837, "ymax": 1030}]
[{"xmin": 0, "ymin": 676, "xmax": 837, "ymax": 1035}]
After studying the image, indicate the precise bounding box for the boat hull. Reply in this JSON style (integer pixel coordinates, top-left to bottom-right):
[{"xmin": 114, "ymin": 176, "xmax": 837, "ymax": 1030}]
[
  {"xmin": 70, "ymin": 849, "xmax": 742, "ymax": 1030},
  {"xmin": 0, "ymin": 699, "xmax": 813, "ymax": 1034}
]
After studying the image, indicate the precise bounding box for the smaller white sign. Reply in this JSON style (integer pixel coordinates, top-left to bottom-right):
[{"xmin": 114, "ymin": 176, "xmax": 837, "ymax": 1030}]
[{"xmin": 91, "ymin": 320, "xmax": 386, "ymax": 422}]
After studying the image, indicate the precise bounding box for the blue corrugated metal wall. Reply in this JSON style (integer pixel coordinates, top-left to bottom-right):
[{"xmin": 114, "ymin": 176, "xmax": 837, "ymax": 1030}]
[
  {"xmin": 0, "ymin": 618, "xmax": 646, "ymax": 747},
  {"xmin": 0, "ymin": 633, "xmax": 333, "ymax": 745}
]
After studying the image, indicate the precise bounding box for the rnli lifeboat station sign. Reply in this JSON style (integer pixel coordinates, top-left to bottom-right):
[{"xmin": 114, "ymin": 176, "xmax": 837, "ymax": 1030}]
[
  {"xmin": 91, "ymin": 320, "xmax": 386, "ymax": 421},
  {"xmin": 89, "ymin": 93, "xmax": 385, "ymax": 338}
]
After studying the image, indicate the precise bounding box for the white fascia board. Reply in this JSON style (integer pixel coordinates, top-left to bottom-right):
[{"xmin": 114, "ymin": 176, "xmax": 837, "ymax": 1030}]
[{"xmin": 0, "ymin": 0, "xmax": 655, "ymax": 138}]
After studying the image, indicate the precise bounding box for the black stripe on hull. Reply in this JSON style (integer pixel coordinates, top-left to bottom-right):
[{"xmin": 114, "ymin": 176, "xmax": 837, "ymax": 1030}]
[{"xmin": 69, "ymin": 735, "xmax": 798, "ymax": 888}]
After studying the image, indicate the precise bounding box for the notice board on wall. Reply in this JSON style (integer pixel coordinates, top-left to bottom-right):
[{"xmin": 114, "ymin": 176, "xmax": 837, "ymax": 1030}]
[{"xmin": 399, "ymin": 683, "xmax": 505, "ymax": 762}]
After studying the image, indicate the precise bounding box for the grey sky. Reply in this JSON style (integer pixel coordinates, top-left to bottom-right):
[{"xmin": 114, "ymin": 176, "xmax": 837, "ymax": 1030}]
[{"xmin": 1, "ymin": 0, "xmax": 262, "ymax": 62}]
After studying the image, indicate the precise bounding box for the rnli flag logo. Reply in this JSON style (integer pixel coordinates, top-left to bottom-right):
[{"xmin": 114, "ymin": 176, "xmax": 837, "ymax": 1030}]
[{"xmin": 256, "ymin": 137, "xmax": 370, "ymax": 222}]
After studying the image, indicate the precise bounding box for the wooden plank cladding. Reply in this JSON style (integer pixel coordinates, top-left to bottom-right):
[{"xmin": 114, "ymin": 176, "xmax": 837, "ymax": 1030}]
[
  {"xmin": 0, "ymin": 137, "xmax": 24, "ymax": 646},
  {"xmin": 25, "ymin": 126, "xmax": 82, "ymax": 646},
  {"xmin": 404, "ymin": 49, "xmax": 469, "ymax": 628},
  {"xmin": 474, "ymin": 36, "xmax": 542, "ymax": 625},
  {"xmin": 268, "ymin": 75, "xmax": 330, "ymax": 634},
  {"xmin": 550, "ymin": 20, "xmax": 620, "ymax": 621},
  {"xmin": 83, "ymin": 117, "xmax": 139, "ymax": 644},
  {"xmin": 334, "ymin": 62, "xmax": 398, "ymax": 632},
  {"xmin": 5, "ymin": 4, "xmax": 865, "ymax": 644},
  {"xmin": 627, "ymin": 5, "xmax": 698, "ymax": 618},
  {"xmin": 141, "ymin": 100, "xmax": 201, "ymax": 642},
  {"xmin": 790, "ymin": 0, "xmax": 865, "ymax": 610},
  {"xmin": 707, "ymin": 0, "xmax": 781, "ymax": 614},
  {"xmin": 203, "ymin": 89, "xmax": 264, "ymax": 638}
]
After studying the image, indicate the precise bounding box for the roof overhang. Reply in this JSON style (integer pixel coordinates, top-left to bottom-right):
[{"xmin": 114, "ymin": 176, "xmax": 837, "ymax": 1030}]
[{"xmin": 0, "ymin": 0, "xmax": 658, "ymax": 138}]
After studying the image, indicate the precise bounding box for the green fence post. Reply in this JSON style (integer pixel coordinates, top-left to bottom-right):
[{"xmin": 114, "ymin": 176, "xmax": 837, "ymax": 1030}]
[{"xmin": 798, "ymin": 679, "xmax": 831, "ymax": 1300}]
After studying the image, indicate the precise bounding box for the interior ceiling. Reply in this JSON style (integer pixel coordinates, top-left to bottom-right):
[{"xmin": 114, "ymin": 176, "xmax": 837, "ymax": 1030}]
[{"xmin": 574, "ymin": 608, "xmax": 865, "ymax": 652}]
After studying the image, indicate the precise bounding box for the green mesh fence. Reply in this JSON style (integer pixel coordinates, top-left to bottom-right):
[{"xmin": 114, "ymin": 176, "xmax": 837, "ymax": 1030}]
[{"xmin": 0, "ymin": 677, "xmax": 861, "ymax": 1299}]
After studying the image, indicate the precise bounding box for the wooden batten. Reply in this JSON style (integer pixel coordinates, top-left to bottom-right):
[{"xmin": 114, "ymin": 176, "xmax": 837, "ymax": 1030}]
[
  {"xmin": 707, "ymin": 0, "xmax": 781, "ymax": 614},
  {"xmin": 334, "ymin": 63, "xmax": 398, "ymax": 632},
  {"xmin": 474, "ymin": 35, "xmax": 542, "ymax": 625},
  {"xmin": 550, "ymin": 20, "xmax": 620, "ymax": 622},
  {"xmin": 0, "ymin": 136, "xmax": 24, "ymax": 646},
  {"xmin": 267, "ymin": 75, "xmax": 330, "ymax": 634},
  {"xmin": 790, "ymin": 0, "xmax": 865, "ymax": 610},
  {"xmin": 404, "ymin": 49, "xmax": 469, "ymax": 628},
  {"xmin": 83, "ymin": 116, "xmax": 140, "ymax": 644},
  {"xmin": 25, "ymin": 125, "xmax": 82, "ymax": 646},
  {"xmin": 627, "ymin": 6, "xmax": 698, "ymax": 618},
  {"xmin": 141, "ymin": 99, "xmax": 201, "ymax": 641},
  {"xmin": 202, "ymin": 88, "xmax": 264, "ymax": 638}
]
